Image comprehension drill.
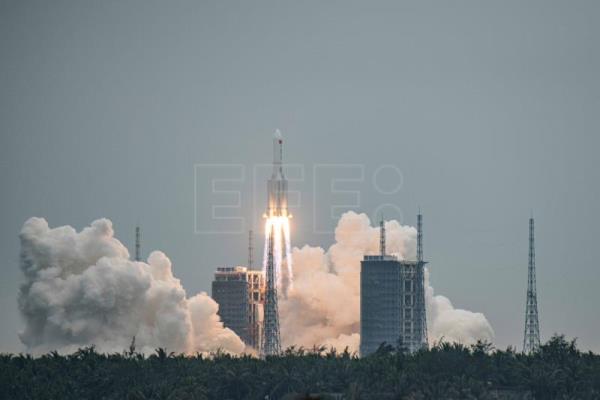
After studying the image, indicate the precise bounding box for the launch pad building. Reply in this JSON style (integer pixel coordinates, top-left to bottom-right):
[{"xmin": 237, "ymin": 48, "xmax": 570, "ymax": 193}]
[
  {"xmin": 212, "ymin": 266, "xmax": 265, "ymax": 350},
  {"xmin": 360, "ymin": 215, "xmax": 428, "ymax": 356}
]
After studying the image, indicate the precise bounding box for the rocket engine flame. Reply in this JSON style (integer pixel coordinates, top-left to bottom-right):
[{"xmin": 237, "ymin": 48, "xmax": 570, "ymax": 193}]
[
  {"xmin": 263, "ymin": 216, "xmax": 293, "ymax": 294},
  {"xmin": 263, "ymin": 130, "xmax": 293, "ymax": 294}
]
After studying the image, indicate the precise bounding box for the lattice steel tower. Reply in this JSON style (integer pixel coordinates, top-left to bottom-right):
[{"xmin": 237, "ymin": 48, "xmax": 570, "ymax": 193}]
[
  {"xmin": 416, "ymin": 213, "xmax": 428, "ymax": 348},
  {"xmin": 135, "ymin": 225, "xmax": 141, "ymax": 262},
  {"xmin": 261, "ymin": 231, "xmax": 281, "ymax": 357},
  {"xmin": 523, "ymin": 217, "xmax": 540, "ymax": 353},
  {"xmin": 248, "ymin": 230, "xmax": 254, "ymax": 269},
  {"xmin": 379, "ymin": 219, "xmax": 386, "ymax": 256}
]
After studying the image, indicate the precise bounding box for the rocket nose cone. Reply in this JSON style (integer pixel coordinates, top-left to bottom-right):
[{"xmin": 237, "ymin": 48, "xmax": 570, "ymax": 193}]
[{"xmin": 274, "ymin": 129, "xmax": 282, "ymax": 139}]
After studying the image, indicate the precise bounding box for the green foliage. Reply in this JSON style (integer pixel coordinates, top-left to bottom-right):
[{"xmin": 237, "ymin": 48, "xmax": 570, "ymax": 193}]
[{"xmin": 0, "ymin": 334, "xmax": 598, "ymax": 399}]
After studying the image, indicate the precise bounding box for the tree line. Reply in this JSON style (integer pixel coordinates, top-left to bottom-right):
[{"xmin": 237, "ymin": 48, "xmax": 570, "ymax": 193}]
[{"xmin": 1, "ymin": 334, "xmax": 599, "ymax": 399}]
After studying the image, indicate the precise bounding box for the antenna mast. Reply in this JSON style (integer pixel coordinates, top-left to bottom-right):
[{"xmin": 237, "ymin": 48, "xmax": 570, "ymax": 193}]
[
  {"xmin": 417, "ymin": 213, "xmax": 423, "ymax": 262},
  {"xmin": 379, "ymin": 219, "xmax": 386, "ymax": 256},
  {"xmin": 523, "ymin": 217, "xmax": 541, "ymax": 353},
  {"xmin": 416, "ymin": 212, "xmax": 428, "ymax": 348},
  {"xmin": 248, "ymin": 230, "xmax": 254, "ymax": 269},
  {"xmin": 135, "ymin": 225, "xmax": 141, "ymax": 262}
]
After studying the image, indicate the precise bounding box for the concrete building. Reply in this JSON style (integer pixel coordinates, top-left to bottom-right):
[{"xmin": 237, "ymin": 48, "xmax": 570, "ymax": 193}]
[
  {"xmin": 360, "ymin": 217, "xmax": 428, "ymax": 356},
  {"xmin": 212, "ymin": 266, "xmax": 265, "ymax": 350}
]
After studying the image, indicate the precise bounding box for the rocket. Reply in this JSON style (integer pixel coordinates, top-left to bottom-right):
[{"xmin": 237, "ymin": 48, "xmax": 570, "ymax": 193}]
[{"xmin": 267, "ymin": 129, "xmax": 289, "ymax": 218}]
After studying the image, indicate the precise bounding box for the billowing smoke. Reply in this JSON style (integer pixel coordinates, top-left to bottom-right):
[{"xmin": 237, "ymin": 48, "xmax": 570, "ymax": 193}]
[
  {"xmin": 425, "ymin": 269, "xmax": 494, "ymax": 345},
  {"xmin": 18, "ymin": 213, "xmax": 493, "ymax": 355},
  {"xmin": 18, "ymin": 217, "xmax": 245, "ymax": 355},
  {"xmin": 280, "ymin": 211, "xmax": 494, "ymax": 352}
]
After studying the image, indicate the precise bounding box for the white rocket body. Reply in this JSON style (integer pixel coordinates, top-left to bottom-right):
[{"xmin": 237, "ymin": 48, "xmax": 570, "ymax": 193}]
[{"xmin": 267, "ymin": 130, "xmax": 288, "ymax": 218}]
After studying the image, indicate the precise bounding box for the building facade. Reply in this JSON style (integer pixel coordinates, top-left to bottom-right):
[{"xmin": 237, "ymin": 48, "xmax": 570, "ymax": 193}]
[
  {"xmin": 360, "ymin": 255, "xmax": 427, "ymax": 355},
  {"xmin": 212, "ymin": 266, "xmax": 264, "ymax": 350},
  {"xmin": 360, "ymin": 255, "xmax": 402, "ymax": 355}
]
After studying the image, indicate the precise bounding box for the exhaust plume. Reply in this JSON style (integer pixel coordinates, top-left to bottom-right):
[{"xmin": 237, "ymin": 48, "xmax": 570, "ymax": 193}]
[
  {"xmin": 18, "ymin": 217, "xmax": 244, "ymax": 355},
  {"xmin": 280, "ymin": 211, "xmax": 494, "ymax": 352}
]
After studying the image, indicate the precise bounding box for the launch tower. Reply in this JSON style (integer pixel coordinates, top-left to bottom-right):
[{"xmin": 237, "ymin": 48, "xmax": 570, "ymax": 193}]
[
  {"xmin": 261, "ymin": 231, "xmax": 281, "ymax": 356},
  {"xmin": 260, "ymin": 130, "xmax": 290, "ymax": 357}
]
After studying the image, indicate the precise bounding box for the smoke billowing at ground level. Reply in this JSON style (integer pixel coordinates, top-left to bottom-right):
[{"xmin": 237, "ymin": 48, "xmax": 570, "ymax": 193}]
[
  {"xmin": 18, "ymin": 217, "xmax": 244, "ymax": 355},
  {"xmin": 18, "ymin": 213, "xmax": 493, "ymax": 355},
  {"xmin": 281, "ymin": 211, "xmax": 494, "ymax": 352}
]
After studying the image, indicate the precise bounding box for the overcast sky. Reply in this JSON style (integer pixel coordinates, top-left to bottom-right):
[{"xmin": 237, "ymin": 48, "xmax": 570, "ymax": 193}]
[{"xmin": 1, "ymin": 0, "xmax": 599, "ymax": 353}]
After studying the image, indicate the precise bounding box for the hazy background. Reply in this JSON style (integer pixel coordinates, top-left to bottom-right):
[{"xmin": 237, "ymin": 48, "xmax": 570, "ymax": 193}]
[{"xmin": 1, "ymin": 0, "xmax": 599, "ymax": 352}]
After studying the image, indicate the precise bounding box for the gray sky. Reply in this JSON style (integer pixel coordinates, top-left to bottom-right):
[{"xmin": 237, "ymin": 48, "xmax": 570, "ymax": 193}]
[{"xmin": 1, "ymin": 0, "xmax": 599, "ymax": 353}]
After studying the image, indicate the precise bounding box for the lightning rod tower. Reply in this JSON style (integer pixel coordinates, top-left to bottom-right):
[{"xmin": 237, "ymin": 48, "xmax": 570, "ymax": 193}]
[
  {"xmin": 416, "ymin": 212, "xmax": 428, "ymax": 348},
  {"xmin": 417, "ymin": 213, "xmax": 423, "ymax": 262},
  {"xmin": 261, "ymin": 230, "xmax": 281, "ymax": 357},
  {"xmin": 379, "ymin": 219, "xmax": 386, "ymax": 256},
  {"xmin": 135, "ymin": 225, "xmax": 141, "ymax": 262},
  {"xmin": 248, "ymin": 230, "xmax": 254, "ymax": 269},
  {"xmin": 523, "ymin": 217, "xmax": 541, "ymax": 353}
]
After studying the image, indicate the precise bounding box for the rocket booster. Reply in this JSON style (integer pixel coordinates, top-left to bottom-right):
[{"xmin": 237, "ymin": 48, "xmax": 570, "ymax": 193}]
[{"xmin": 267, "ymin": 129, "xmax": 288, "ymax": 218}]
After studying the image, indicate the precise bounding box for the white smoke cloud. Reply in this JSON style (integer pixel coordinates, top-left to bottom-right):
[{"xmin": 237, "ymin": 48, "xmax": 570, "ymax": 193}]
[
  {"xmin": 281, "ymin": 211, "xmax": 494, "ymax": 352},
  {"xmin": 17, "ymin": 213, "xmax": 493, "ymax": 355},
  {"xmin": 18, "ymin": 217, "xmax": 245, "ymax": 355},
  {"xmin": 425, "ymin": 269, "xmax": 495, "ymax": 345}
]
